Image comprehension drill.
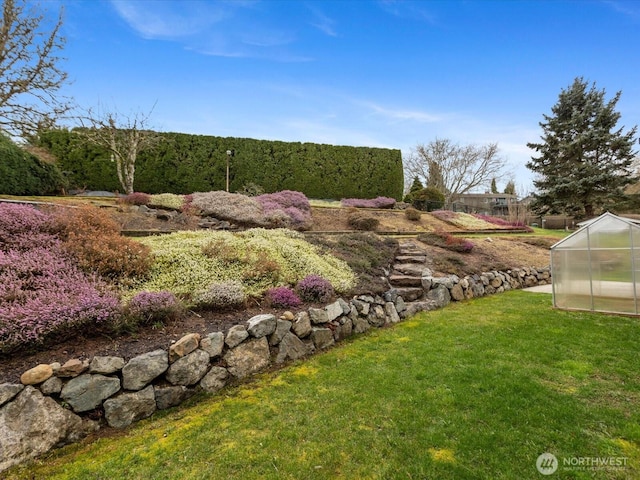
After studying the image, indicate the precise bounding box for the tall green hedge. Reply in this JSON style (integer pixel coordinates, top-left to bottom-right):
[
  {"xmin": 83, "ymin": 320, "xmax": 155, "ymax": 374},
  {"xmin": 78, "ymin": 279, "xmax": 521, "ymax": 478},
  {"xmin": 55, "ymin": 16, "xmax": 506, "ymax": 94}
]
[
  {"xmin": 0, "ymin": 133, "xmax": 67, "ymax": 195},
  {"xmin": 37, "ymin": 129, "xmax": 404, "ymax": 200}
]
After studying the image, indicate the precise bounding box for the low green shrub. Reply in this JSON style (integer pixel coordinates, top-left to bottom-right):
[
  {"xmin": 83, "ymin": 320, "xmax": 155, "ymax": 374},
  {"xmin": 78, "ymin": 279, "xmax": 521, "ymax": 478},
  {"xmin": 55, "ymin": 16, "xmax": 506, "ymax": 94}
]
[
  {"xmin": 148, "ymin": 193, "xmax": 185, "ymax": 211},
  {"xmin": 348, "ymin": 210, "xmax": 379, "ymax": 231},
  {"xmin": 404, "ymin": 207, "xmax": 422, "ymax": 221}
]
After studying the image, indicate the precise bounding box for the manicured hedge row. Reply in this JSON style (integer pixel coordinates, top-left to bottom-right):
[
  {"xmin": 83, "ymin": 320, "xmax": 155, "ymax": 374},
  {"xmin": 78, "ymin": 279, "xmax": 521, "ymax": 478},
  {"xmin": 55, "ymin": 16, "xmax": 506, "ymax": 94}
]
[
  {"xmin": 0, "ymin": 134, "xmax": 67, "ymax": 195},
  {"xmin": 36, "ymin": 130, "xmax": 404, "ymax": 200}
]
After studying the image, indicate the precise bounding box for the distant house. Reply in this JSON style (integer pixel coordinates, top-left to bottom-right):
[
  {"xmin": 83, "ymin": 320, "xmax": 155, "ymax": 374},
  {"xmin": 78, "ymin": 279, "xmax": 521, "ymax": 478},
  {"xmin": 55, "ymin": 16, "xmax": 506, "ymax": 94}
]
[{"xmin": 454, "ymin": 193, "xmax": 518, "ymax": 215}]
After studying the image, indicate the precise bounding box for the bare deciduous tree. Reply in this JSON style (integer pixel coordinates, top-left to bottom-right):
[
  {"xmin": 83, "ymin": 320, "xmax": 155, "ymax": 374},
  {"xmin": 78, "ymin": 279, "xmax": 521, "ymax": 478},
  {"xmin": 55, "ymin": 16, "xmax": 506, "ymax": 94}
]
[
  {"xmin": 0, "ymin": 0, "xmax": 70, "ymax": 137},
  {"xmin": 404, "ymin": 138, "xmax": 507, "ymax": 205},
  {"xmin": 77, "ymin": 105, "xmax": 160, "ymax": 194}
]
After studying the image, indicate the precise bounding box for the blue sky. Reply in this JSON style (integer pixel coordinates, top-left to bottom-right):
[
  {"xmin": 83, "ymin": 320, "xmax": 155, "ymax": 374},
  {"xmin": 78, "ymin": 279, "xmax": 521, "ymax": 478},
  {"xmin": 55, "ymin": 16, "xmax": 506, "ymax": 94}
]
[{"xmin": 55, "ymin": 0, "xmax": 640, "ymax": 194}]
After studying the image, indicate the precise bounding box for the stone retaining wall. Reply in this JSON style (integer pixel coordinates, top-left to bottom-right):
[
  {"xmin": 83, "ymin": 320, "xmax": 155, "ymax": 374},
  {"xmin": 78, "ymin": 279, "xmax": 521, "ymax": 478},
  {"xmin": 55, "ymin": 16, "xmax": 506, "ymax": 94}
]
[{"xmin": 0, "ymin": 266, "xmax": 551, "ymax": 473}]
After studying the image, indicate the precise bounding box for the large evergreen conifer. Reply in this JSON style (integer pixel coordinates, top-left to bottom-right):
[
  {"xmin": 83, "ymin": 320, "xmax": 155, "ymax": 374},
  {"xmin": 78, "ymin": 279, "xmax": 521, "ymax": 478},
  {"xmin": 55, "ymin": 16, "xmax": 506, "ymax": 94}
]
[{"xmin": 527, "ymin": 77, "xmax": 638, "ymax": 217}]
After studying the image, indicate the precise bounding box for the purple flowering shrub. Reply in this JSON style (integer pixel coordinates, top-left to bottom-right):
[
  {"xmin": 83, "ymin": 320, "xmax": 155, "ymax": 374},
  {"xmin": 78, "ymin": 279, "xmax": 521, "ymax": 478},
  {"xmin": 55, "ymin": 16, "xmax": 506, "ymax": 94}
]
[
  {"xmin": 256, "ymin": 190, "xmax": 312, "ymax": 230},
  {"xmin": 0, "ymin": 203, "xmax": 57, "ymax": 250},
  {"xmin": 126, "ymin": 291, "xmax": 183, "ymax": 327},
  {"xmin": 121, "ymin": 192, "xmax": 151, "ymax": 206},
  {"xmin": 430, "ymin": 210, "xmax": 456, "ymax": 221},
  {"xmin": 418, "ymin": 231, "xmax": 474, "ymax": 253},
  {"xmin": 266, "ymin": 287, "xmax": 302, "ymax": 308},
  {"xmin": 340, "ymin": 197, "xmax": 396, "ymax": 209},
  {"xmin": 472, "ymin": 214, "xmax": 533, "ymax": 232},
  {"xmin": 296, "ymin": 274, "xmax": 334, "ymax": 303},
  {"xmin": 0, "ymin": 245, "xmax": 121, "ymax": 354}
]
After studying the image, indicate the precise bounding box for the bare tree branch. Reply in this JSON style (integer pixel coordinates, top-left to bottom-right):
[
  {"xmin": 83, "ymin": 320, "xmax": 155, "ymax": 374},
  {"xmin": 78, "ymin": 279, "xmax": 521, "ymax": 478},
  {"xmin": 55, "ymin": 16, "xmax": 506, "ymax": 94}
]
[
  {"xmin": 76, "ymin": 104, "xmax": 160, "ymax": 194},
  {"xmin": 404, "ymin": 138, "xmax": 507, "ymax": 205},
  {"xmin": 0, "ymin": 0, "xmax": 71, "ymax": 138}
]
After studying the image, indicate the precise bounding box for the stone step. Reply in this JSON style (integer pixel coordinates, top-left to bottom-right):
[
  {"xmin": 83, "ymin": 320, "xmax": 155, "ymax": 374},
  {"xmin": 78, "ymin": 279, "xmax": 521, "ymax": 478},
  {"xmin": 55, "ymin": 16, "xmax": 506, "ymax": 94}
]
[
  {"xmin": 393, "ymin": 264, "xmax": 429, "ymax": 277},
  {"xmin": 393, "ymin": 287, "xmax": 425, "ymax": 302},
  {"xmin": 388, "ymin": 274, "xmax": 423, "ymax": 287},
  {"xmin": 394, "ymin": 255, "xmax": 427, "ymax": 264}
]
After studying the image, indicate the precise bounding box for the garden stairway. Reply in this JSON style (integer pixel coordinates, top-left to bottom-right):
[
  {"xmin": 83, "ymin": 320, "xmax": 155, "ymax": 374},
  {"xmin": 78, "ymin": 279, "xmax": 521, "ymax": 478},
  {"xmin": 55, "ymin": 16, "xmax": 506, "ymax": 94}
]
[{"xmin": 387, "ymin": 240, "xmax": 432, "ymax": 301}]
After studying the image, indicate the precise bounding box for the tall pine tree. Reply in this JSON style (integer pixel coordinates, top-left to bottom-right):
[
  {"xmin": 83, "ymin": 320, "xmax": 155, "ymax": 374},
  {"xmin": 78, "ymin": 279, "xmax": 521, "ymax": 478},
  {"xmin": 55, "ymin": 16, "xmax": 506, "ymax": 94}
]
[{"xmin": 527, "ymin": 77, "xmax": 638, "ymax": 217}]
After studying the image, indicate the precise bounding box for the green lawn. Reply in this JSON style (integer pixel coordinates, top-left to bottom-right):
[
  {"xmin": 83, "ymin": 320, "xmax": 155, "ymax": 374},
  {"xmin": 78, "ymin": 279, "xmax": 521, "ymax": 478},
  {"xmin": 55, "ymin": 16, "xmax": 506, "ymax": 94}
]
[{"xmin": 7, "ymin": 291, "xmax": 640, "ymax": 479}]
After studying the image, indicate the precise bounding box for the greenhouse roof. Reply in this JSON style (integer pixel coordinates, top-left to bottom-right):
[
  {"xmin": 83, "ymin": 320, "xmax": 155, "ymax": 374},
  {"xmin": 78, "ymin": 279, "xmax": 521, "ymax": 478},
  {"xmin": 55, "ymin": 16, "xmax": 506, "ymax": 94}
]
[{"xmin": 551, "ymin": 212, "xmax": 640, "ymax": 250}]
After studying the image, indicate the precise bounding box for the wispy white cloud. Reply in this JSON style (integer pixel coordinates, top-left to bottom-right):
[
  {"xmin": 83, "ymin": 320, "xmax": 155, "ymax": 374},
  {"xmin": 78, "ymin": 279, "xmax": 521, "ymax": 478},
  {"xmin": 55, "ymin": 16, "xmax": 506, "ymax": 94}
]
[
  {"xmin": 604, "ymin": 1, "xmax": 640, "ymax": 21},
  {"xmin": 110, "ymin": 0, "xmax": 229, "ymax": 39},
  {"xmin": 360, "ymin": 100, "xmax": 442, "ymax": 123},
  {"xmin": 377, "ymin": 0, "xmax": 437, "ymax": 24},
  {"xmin": 307, "ymin": 5, "xmax": 338, "ymax": 37},
  {"xmin": 109, "ymin": 0, "xmax": 311, "ymax": 61}
]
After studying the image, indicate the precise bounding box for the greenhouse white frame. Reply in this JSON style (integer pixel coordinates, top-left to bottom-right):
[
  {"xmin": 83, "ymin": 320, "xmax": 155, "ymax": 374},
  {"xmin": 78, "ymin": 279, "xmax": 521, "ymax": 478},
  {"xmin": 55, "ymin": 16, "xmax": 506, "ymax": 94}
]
[{"xmin": 551, "ymin": 212, "xmax": 640, "ymax": 315}]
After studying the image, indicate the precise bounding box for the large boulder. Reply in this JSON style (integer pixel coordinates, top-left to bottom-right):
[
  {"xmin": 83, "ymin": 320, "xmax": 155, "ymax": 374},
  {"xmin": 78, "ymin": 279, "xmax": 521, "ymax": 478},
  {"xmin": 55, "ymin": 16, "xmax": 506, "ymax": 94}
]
[
  {"xmin": 200, "ymin": 332, "xmax": 225, "ymax": 358},
  {"xmin": 169, "ymin": 333, "xmax": 201, "ymax": 363},
  {"xmin": 246, "ymin": 314, "xmax": 277, "ymax": 338},
  {"xmin": 60, "ymin": 374, "xmax": 121, "ymax": 413},
  {"xmin": 225, "ymin": 325, "xmax": 249, "ymax": 348},
  {"xmin": 154, "ymin": 385, "xmax": 196, "ymax": 410},
  {"xmin": 0, "ymin": 384, "xmax": 24, "ymax": 407},
  {"xmin": 200, "ymin": 367, "xmax": 229, "ymax": 393},
  {"xmin": 103, "ymin": 385, "xmax": 156, "ymax": 429},
  {"xmin": 122, "ymin": 350, "xmax": 169, "ymax": 391},
  {"xmin": 89, "ymin": 356, "xmax": 125, "ymax": 375},
  {"xmin": 0, "ymin": 387, "xmax": 98, "ymax": 473},
  {"xmin": 165, "ymin": 349, "xmax": 210, "ymax": 386},
  {"xmin": 275, "ymin": 332, "xmax": 315, "ymax": 364},
  {"xmin": 292, "ymin": 312, "xmax": 312, "ymax": 338},
  {"xmin": 223, "ymin": 337, "xmax": 270, "ymax": 379}
]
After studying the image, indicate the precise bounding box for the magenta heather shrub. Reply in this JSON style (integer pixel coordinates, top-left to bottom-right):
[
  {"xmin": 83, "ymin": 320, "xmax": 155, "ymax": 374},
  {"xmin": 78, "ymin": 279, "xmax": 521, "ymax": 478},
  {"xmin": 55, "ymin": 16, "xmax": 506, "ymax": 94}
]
[
  {"xmin": 0, "ymin": 203, "xmax": 56, "ymax": 250},
  {"xmin": 127, "ymin": 291, "xmax": 182, "ymax": 325},
  {"xmin": 122, "ymin": 192, "xmax": 151, "ymax": 206},
  {"xmin": 266, "ymin": 287, "xmax": 302, "ymax": 308},
  {"xmin": 0, "ymin": 245, "xmax": 121, "ymax": 353},
  {"xmin": 340, "ymin": 197, "xmax": 396, "ymax": 209},
  {"xmin": 472, "ymin": 214, "xmax": 533, "ymax": 231},
  {"xmin": 431, "ymin": 210, "xmax": 456, "ymax": 221},
  {"xmin": 256, "ymin": 190, "xmax": 312, "ymax": 230},
  {"xmin": 296, "ymin": 275, "xmax": 334, "ymax": 303}
]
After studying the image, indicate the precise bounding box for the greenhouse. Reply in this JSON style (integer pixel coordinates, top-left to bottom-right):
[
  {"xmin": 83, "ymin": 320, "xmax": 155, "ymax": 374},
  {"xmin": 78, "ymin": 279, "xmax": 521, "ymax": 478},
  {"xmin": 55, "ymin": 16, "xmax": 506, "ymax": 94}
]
[{"xmin": 551, "ymin": 212, "xmax": 640, "ymax": 315}]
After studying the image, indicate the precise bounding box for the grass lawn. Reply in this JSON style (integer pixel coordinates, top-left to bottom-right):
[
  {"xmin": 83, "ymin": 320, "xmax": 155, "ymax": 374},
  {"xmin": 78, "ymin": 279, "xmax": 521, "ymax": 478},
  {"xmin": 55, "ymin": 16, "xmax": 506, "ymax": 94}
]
[{"xmin": 7, "ymin": 291, "xmax": 640, "ymax": 479}]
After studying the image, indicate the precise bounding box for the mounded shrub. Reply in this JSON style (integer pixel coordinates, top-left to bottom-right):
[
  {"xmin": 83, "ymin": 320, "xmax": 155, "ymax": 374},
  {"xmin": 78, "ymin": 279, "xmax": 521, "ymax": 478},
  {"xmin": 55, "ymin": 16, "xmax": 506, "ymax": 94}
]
[
  {"xmin": 347, "ymin": 209, "xmax": 380, "ymax": 231},
  {"xmin": 193, "ymin": 281, "xmax": 246, "ymax": 309},
  {"xmin": 50, "ymin": 205, "xmax": 152, "ymax": 281},
  {"xmin": 411, "ymin": 187, "xmax": 445, "ymax": 211},
  {"xmin": 256, "ymin": 190, "xmax": 312, "ymax": 230},
  {"xmin": 418, "ymin": 231, "xmax": 475, "ymax": 253},
  {"xmin": 266, "ymin": 287, "xmax": 302, "ymax": 308},
  {"xmin": 0, "ymin": 245, "xmax": 121, "ymax": 354},
  {"xmin": 296, "ymin": 275, "xmax": 334, "ymax": 303},
  {"xmin": 404, "ymin": 207, "xmax": 422, "ymax": 221},
  {"xmin": 0, "ymin": 203, "xmax": 57, "ymax": 250},
  {"xmin": 190, "ymin": 191, "xmax": 266, "ymax": 226},
  {"xmin": 125, "ymin": 291, "xmax": 183, "ymax": 328},
  {"xmin": 130, "ymin": 229, "xmax": 355, "ymax": 301},
  {"xmin": 121, "ymin": 192, "xmax": 151, "ymax": 206},
  {"xmin": 148, "ymin": 193, "xmax": 185, "ymax": 211},
  {"xmin": 341, "ymin": 197, "xmax": 396, "ymax": 209}
]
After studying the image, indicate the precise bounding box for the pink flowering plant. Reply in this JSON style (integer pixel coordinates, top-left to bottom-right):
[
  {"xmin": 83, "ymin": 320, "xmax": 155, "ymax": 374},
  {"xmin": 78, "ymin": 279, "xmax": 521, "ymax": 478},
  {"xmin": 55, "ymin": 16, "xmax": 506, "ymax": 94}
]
[
  {"xmin": 341, "ymin": 197, "xmax": 396, "ymax": 209},
  {"xmin": 256, "ymin": 190, "xmax": 312, "ymax": 230},
  {"xmin": 266, "ymin": 287, "xmax": 302, "ymax": 308},
  {"xmin": 296, "ymin": 275, "xmax": 334, "ymax": 302},
  {"xmin": 126, "ymin": 291, "xmax": 183, "ymax": 327}
]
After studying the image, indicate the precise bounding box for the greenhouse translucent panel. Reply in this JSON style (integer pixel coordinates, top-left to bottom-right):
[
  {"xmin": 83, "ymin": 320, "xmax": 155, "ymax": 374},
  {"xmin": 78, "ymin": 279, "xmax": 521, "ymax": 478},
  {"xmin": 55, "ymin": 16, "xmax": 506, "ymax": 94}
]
[
  {"xmin": 591, "ymin": 248, "xmax": 635, "ymax": 314},
  {"xmin": 589, "ymin": 219, "xmax": 630, "ymax": 249},
  {"xmin": 554, "ymin": 230, "xmax": 589, "ymax": 250},
  {"xmin": 552, "ymin": 249, "xmax": 591, "ymax": 310}
]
